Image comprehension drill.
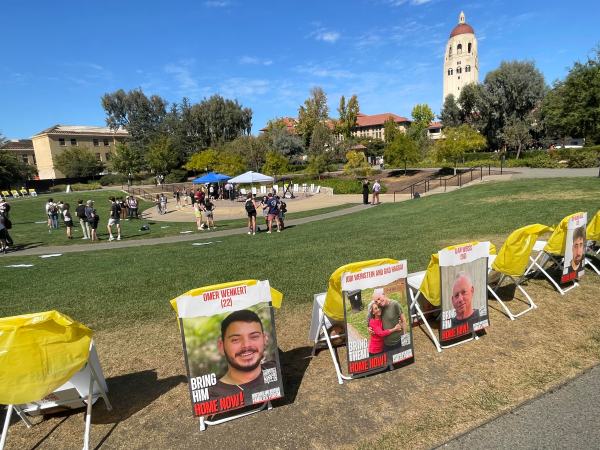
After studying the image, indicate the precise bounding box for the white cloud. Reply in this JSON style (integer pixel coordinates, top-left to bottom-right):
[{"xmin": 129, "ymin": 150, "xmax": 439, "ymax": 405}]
[
  {"xmin": 218, "ymin": 78, "xmax": 270, "ymax": 99},
  {"xmin": 309, "ymin": 27, "xmax": 341, "ymax": 44},
  {"xmin": 295, "ymin": 63, "xmax": 355, "ymax": 80},
  {"xmin": 240, "ymin": 56, "xmax": 273, "ymax": 66},
  {"xmin": 164, "ymin": 61, "xmax": 203, "ymax": 97},
  {"xmin": 204, "ymin": 1, "xmax": 231, "ymax": 7}
]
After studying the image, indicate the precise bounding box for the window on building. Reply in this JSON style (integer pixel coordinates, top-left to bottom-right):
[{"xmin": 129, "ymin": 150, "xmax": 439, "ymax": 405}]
[
  {"xmin": 468, "ymin": 43, "xmax": 472, "ymax": 53},
  {"xmin": 105, "ymin": 153, "xmax": 111, "ymax": 161},
  {"xmin": 457, "ymin": 44, "xmax": 462, "ymax": 54},
  {"xmin": 457, "ymin": 60, "xmax": 461, "ymax": 65},
  {"xmin": 59, "ymin": 138, "xmax": 65, "ymax": 146},
  {"xmin": 103, "ymin": 139, "xmax": 109, "ymax": 146},
  {"xmin": 22, "ymin": 155, "xmax": 29, "ymax": 164},
  {"xmin": 465, "ymin": 65, "xmax": 471, "ymax": 72},
  {"xmin": 449, "ymin": 46, "xmax": 452, "ymax": 57},
  {"xmin": 448, "ymin": 68, "xmax": 453, "ymax": 75},
  {"xmin": 93, "ymin": 138, "xmax": 99, "ymax": 146},
  {"xmin": 96, "ymin": 153, "xmax": 101, "ymax": 161},
  {"xmin": 70, "ymin": 138, "xmax": 77, "ymax": 146},
  {"xmin": 457, "ymin": 67, "xmax": 462, "ymax": 74}
]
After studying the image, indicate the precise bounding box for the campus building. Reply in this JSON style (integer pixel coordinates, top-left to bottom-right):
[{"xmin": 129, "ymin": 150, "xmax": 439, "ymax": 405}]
[
  {"xmin": 443, "ymin": 11, "xmax": 479, "ymax": 102},
  {"xmin": 351, "ymin": 113, "xmax": 410, "ymax": 141},
  {"xmin": 0, "ymin": 139, "xmax": 37, "ymax": 167},
  {"xmin": 31, "ymin": 125, "xmax": 129, "ymax": 180}
]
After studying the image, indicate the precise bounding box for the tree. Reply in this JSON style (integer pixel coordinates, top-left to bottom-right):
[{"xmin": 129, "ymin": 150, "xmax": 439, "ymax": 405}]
[
  {"xmin": 457, "ymin": 83, "xmax": 484, "ymax": 127},
  {"xmin": 146, "ymin": 135, "xmax": 180, "ymax": 178},
  {"xmin": 435, "ymin": 124, "xmax": 487, "ymax": 174},
  {"xmin": 0, "ymin": 137, "xmax": 36, "ymax": 187},
  {"xmin": 384, "ymin": 133, "xmax": 420, "ymax": 175},
  {"xmin": 440, "ymin": 94, "xmax": 462, "ymax": 127},
  {"xmin": 308, "ymin": 122, "xmax": 333, "ymax": 156},
  {"xmin": 499, "ymin": 117, "xmax": 533, "ymax": 159},
  {"xmin": 111, "ymin": 142, "xmax": 146, "ymax": 184},
  {"xmin": 53, "ymin": 147, "xmax": 104, "ymax": 178},
  {"xmin": 336, "ymin": 94, "xmax": 359, "ymax": 139},
  {"xmin": 101, "ymin": 88, "xmax": 167, "ymax": 150},
  {"xmin": 268, "ymin": 127, "xmax": 304, "ymax": 157},
  {"xmin": 185, "ymin": 148, "xmax": 220, "ymax": 172},
  {"xmin": 224, "ymin": 135, "xmax": 269, "ymax": 172},
  {"xmin": 478, "ymin": 61, "xmax": 547, "ymax": 148},
  {"xmin": 262, "ymin": 151, "xmax": 289, "ymax": 177},
  {"xmin": 306, "ymin": 154, "xmax": 329, "ymax": 179},
  {"xmin": 542, "ymin": 48, "xmax": 600, "ymax": 144},
  {"xmin": 214, "ymin": 152, "xmax": 246, "ymax": 176},
  {"xmin": 383, "ymin": 116, "xmax": 400, "ymax": 144},
  {"xmin": 343, "ymin": 150, "xmax": 372, "ymax": 177},
  {"xmin": 409, "ymin": 104, "xmax": 435, "ymax": 158},
  {"xmin": 297, "ymin": 87, "xmax": 329, "ymax": 149}
]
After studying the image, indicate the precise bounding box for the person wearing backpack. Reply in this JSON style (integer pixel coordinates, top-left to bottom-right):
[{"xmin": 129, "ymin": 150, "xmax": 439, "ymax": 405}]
[
  {"xmin": 244, "ymin": 193, "xmax": 258, "ymax": 235},
  {"xmin": 85, "ymin": 200, "xmax": 99, "ymax": 241},
  {"xmin": 76, "ymin": 199, "xmax": 90, "ymax": 239},
  {"xmin": 46, "ymin": 198, "xmax": 59, "ymax": 231},
  {"xmin": 107, "ymin": 197, "xmax": 122, "ymax": 241},
  {"xmin": 277, "ymin": 196, "xmax": 287, "ymax": 231},
  {"xmin": 0, "ymin": 212, "xmax": 9, "ymax": 253}
]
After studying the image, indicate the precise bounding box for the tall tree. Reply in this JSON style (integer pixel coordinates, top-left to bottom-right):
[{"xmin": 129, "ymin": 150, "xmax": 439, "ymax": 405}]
[
  {"xmin": 435, "ymin": 124, "xmax": 487, "ymax": 173},
  {"xmin": 0, "ymin": 135, "xmax": 36, "ymax": 186},
  {"xmin": 499, "ymin": 117, "xmax": 533, "ymax": 159},
  {"xmin": 297, "ymin": 87, "xmax": 329, "ymax": 149},
  {"xmin": 542, "ymin": 48, "xmax": 600, "ymax": 144},
  {"xmin": 53, "ymin": 147, "xmax": 104, "ymax": 178},
  {"xmin": 110, "ymin": 142, "xmax": 146, "ymax": 184},
  {"xmin": 262, "ymin": 151, "xmax": 289, "ymax": 177},
  {"xmin": 336, "ymin": 94, "xmax": 359, "ymax": 139},
  {"xmin": 146, "ymin": 135, "xmax": 180, "ymax": 178},
  {"xmin": 439, "ymin": 94, "xmax": 462, "ymax": 127},
  {"xmin": 185, "ymin": 148, "xmax": 220, "ymax": 172},
  {"xmin": 101, "ymin": 88, "xmax": 167, "ymax": 150},
  {"xmin": 383, "ymin": 116, "xmax": 400, "ymax": 143},
  {"xmin": 308, "ymin": 122, "xmax": 333, "ymax": 157},
  {"xmin": 384, "ymin": 133, "xmax": 420, "ymax": 175},
  {"xmin": 409, "ymin": 103, "xmax": 435, "ymax": 158},
  {"xmin": 457, "ymin": 83, "xmax": 484, "ymax": 127}
]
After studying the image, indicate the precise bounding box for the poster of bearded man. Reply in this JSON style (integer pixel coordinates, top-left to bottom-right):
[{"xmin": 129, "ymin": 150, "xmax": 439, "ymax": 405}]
[
  {"xmin": 561, "ymin": 212, "xmax": 587, "ymax": 284},
  {"xmin": 171, "ymin": 280, "xmax": 284, "ymax": 419}
]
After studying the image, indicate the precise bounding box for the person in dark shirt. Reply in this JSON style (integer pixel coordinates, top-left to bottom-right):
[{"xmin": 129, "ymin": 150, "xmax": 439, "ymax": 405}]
[
  {"xmin": 449, "ymin": 272, "xmax": 480, "ymax": 328},
  {"xmin": 266, "ymin": 193, "xmax": 279, "ymax": 233},
  {"xmin": 207, "ymin": 310, "xmax": 278, "ymax": 401}
]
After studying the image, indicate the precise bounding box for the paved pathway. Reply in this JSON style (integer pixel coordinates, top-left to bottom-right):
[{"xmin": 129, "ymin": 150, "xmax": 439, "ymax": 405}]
[
  {"xmin": 3, "ymin": 203, "xmax": 374, "ymax": 257},
  {"xmin": 437, "ymin": 364, "xmax": 600, "ymax": 449}
]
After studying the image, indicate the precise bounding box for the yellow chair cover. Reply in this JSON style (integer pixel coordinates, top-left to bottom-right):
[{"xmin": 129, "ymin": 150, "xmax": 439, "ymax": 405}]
[
  {"xmin": 0, "ymin": 311, "xmax": 92, "ymax": 405},
  {"xmin": 323, "ymin": 258, "xmax": 398, "ymax": 322},
  {"xmin": 544, "ymin": 212, "xmax": 585, "ymax": 256},
  {"xmin": 419, "ymin": 242, "xmax": 496, "ymax": 306},
  {"xmin": 492, "ymin": 224, "xmax": 552, "ymax": 277},
  {"xmin": 587, "ymin": 211, "xmax": 600, "ymax": 242},
  {"xmin": 170, "ymin": 279, "xmax": 283, "ymax": 315}
]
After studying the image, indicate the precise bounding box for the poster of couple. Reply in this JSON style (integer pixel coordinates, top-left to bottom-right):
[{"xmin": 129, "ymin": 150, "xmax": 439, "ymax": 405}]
[{"xmin": 342, "ymin": 261, "xmax": 414, "ymax": 376}]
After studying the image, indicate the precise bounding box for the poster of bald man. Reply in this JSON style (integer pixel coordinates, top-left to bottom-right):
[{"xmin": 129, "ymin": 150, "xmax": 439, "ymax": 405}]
[
  {"xmin": 561, "ymin": 212, "xmax": 587, "ymax": 284},
  {"xmin": 439, "ymin": 242, "xmax": 490, "ymax": 343},
  {"xmin": 341, "ymin": 261, "xmax": 414, "ymax": 376}
]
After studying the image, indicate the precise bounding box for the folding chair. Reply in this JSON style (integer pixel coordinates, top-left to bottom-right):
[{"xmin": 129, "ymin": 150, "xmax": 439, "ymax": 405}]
[
  {"xmin": 251, "ymin": 186, "xmax": 257, "ymax": 195},
  {"xmin": 260, "ymin": 185, "xmax": 267, "ymax": 195},
  {"xmin": 316, "ymin": 185, "xmax": 321, "ymax": 194},
  {"xmin": 239, "ymin": 188, "xmax": 247, "ymax": 196},
  {"xmin": 10, "ymin": 190, "xmax": 19, "ymax": 198},
  {"xmin": 19, "ymin": 188, "xmax": 28, "ymax": 196},
  {"xmin": 487, "ymin": 224, "xmax": 552, "ymax": 320},
  {"xmin": 585, "ymin": 211, "xmax": 600, "ymax": 275},
  {"xmin": 29, "ymin": 189, "xmax": 38, "ymax": 197},
  {"xmin": 0, "ymin": 191, "xmax": 9, "ymax": 199},
  {"xmin": 310, "ymin": 183, "xmax": 315, "ymax": 193},
  {"xmin": 293, "ymin": 184, "xmax": 299, "ymax": 193},
  {"xmin": 524, "ymin": 212, "xmax": 586, "ymax": 295},
  {"xmin": 0, "ymin": 311, "xmax": 111, "ymax": 450}
]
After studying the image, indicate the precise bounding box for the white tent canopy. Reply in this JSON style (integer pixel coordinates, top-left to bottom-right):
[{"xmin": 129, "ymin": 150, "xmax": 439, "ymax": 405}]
[{"xmin": 228, "ymin": 171, "xmax": 274, "ymax": 184}]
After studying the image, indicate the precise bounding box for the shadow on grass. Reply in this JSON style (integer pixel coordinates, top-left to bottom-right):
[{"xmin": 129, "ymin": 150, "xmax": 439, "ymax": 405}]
[{"xmin": 272, "ymin": 346, "xmax": 312, "ymax": 407}]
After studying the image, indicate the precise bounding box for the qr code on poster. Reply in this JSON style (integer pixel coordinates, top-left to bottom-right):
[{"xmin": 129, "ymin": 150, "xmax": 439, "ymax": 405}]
[{"xmin": 263, "ymin": 367, "xmax": 278, "ymax": 384}]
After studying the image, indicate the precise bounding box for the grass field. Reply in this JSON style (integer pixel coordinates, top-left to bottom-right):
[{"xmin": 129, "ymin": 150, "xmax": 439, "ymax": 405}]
[
  {"xmin": 2, "ymin": 177, "xmax": 598, "ymax": 331},
  {"xmin": 5, "ymin": 190, "xmax": 356, "ymax": 247},
  {"xmin": 2, "ymin": 177, "xmax": 600, "ymax": 450}
]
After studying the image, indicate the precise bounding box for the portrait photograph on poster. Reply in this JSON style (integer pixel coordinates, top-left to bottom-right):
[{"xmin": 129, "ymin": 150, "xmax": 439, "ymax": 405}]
[
  {"xmin": 561, "ymin": 213, "xmax": 587, "ymax": 284},
  {"xmin": 174, "ymin": 281, "xmax": 284, "ymax": 418},
  {"xmin": 341, "ymin": 261, "xmax": 414, "ymax": 376},
  {"xmin": 439, "ymin": 242, "xmax": 490, "ymax": 343}
]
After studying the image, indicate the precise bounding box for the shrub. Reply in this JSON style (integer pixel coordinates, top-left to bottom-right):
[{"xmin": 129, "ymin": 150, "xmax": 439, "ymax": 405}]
[
  {"xmin": 49, "ymin": 182, "xmax": 102, "ymax": 192},
  {"xmin": 565, "ymin": 149, "xmax": 599, "ymax": 168},
  {"xmin": 164, "ymin": 169, "xmax": 188, "ymax": 184},
  {"xmin": 99, "ymin": 173, "xmax": 127, "ymax": 186}
]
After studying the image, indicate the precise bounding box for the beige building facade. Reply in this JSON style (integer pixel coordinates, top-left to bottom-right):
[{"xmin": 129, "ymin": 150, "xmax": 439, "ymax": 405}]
[
  {"xmin": 443, "ymin": 11, "xmax": 479, "ymax": 102},
  {"xmin": 31, "ymin": 125, "xmax": 129, "ymax": 179},
  {"xmin": 0, "ymin": 139, "xmax": 37, "ymax": 167},
  {"xmin": 351, "ymin": 113, "xmax": 410, "ymax": 141}
]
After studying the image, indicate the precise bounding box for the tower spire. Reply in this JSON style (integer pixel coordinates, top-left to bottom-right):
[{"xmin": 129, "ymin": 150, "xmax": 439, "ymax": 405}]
[{"xmin": 459, "ymin": 11, "xmax": 465, "ymax": 24}]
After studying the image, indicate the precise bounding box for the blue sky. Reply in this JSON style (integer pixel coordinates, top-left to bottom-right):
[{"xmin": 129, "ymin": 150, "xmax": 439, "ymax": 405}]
[{"xmin": 1, "ymin": 0, "xmax": 598, "ymax": 139}]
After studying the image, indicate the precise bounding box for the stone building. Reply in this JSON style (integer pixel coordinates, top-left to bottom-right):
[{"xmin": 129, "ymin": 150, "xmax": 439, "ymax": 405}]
[
  {"xmin": 0, "ymin": 139, "xmax": 37, "ymax": 167},
  {"xmin": 443, "ymin": 11, "xmax": 479, "ymax": 102}
]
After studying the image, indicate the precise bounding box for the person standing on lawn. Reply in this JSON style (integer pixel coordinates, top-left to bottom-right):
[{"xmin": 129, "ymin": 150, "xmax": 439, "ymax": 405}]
[
  {"xmin": 362, "ymin": 179, "xmax": 370, "ymax": 205},
  {"xmin": 107, "ymin": 197, "xmax": 122, "ymax": 241},
  {"xmin": 245, "ymin": 193, "xmax": 257, "ymax": 235},
  {"xmin": 75, "ymin": 199, "xmax": 90, "ymax": 239},
  {"xmin": 266, "ymin": 193, "xmax": 280, "ymax": 233},
  {"xmin": 62, "ymin": 203, "xmax": 74, "ymax": 239},
  {"xmin": 372, "ymin": 179, "xmax": 381, "ymax": 205}
]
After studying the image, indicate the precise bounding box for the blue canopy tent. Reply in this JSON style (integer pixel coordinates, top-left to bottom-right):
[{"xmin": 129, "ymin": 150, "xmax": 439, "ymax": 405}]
[{"xmin": 191, "ymin": 172, "xmax": 230, "ymax": 184}]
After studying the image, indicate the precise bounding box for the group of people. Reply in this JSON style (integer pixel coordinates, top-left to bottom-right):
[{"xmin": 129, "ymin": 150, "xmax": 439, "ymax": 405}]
[
  {"xmin": 244, "ymin": 192, "xmax": 287, "ymax": 235},
  {"xmin": 362, "ymin": 179, "xmax": 381, "ymax": 205}
]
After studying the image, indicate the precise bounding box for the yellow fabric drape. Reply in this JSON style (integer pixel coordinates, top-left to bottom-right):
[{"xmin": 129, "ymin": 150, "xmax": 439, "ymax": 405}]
[
  {"xmin": 419, "ymin": 242, "xmax": 495, "ymax": 306},
  {"xmin": 492, "ymin": 224, "xmax": 552, "ymax": 277},
  {"xmin": 322, "ymin": 258, "xmax": 399, "ymax": 322},
  {"xmin": 587, "ymin": 211, "xmax": 600, "ymax": 242},
  {"xmin": 0, "ymin": 310, "xmax": 92, "ymax": 405},
  {"xmin": 170, "ymin": 279, "xmax": 283, "ymax": 315},
  {"xmin": 544, "ymin": 212, "xmax": 585, "ymax": 256}
]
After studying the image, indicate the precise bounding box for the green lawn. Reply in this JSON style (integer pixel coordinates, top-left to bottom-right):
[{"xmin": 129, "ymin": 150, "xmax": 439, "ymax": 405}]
[
  {"xmin": 5, "ymin": 190, "xmax": 356, "ymax": 247},
  {"xmin": 2, "ymin": 178, "xmax": 598, "ymax": 332}
]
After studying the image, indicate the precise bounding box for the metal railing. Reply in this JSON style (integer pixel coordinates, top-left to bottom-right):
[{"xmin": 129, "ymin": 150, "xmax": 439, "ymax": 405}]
[{"xmin": 393, "ymin": 165, "xmax": 494, "ymax": 202}]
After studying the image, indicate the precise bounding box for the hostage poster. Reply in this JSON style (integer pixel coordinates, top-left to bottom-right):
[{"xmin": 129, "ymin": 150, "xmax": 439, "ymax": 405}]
[
  {"xmin": 439, "ymin": 242, "xmax": 490, "ymax": 343},
  {"xmin": 172, "ymin": 280, "xmax": 284, "ymax": 417},
  {"xmin": 561, "ymin": 212, "xmax": 587, "ymax": 284},
  {"xmin": 341, "ymin": 261, "xmax": 414, "ymax": 376}
]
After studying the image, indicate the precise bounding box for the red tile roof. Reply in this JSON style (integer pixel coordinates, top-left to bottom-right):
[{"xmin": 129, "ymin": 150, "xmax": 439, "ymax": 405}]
[
  {"xmin": 428, "ymin": 122, "xmax": 443, "ymax": 129},
  {"xmin": 1, "ymin": 139, "xmax": 33, "ymax": 150},
  {"xmin": 450, "ymin": 23, "xmax": 475, "ymax": 38},
  {"xmin": 355, "ymin": 113, "xmax": 410, "ymax": 128}
]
